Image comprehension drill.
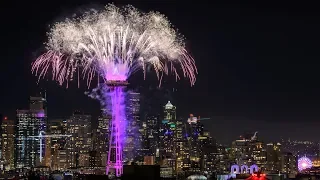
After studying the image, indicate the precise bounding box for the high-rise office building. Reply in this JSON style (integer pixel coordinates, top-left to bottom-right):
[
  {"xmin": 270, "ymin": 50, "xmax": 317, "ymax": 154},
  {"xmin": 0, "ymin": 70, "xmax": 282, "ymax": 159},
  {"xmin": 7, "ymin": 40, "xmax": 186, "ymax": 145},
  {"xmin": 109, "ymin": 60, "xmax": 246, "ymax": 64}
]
[
  {"xmin": 251, "ymin": 140, "xmax": 267, "ymax": 171},
  {"xmin": 124, "ymin": 92, "xmax": 141, "ymax": 162},
  {"xmin": 15, "ymin": 109, "xmax": 46, "ymax": 168},
  {"xmin": 66, "ymin": 111, "xmax": 91, "ymax": 168},
  {"xmin": 1, "ymin": 117, "xmax": 15, "ymax": 170},
  {"xmin": 231, "ymin": 136, "xmax": 252, "ymax": 166},
  {"xmin": 49, "ymin": 119, "xmax": 67, "ymax": 170},
  {"xmin": 281, "ymin": 152, "xmax": 296, "ymax": 174},
  {"xmin": 183, "ymin": 114, "xmax": 205, "ymax": 173},
  {"xmin": 159, "ymin": 101, "xmax": 177, "ymax": 172},
  {"xmin": 199, "ymin": 131, "xmax": 216, "ymax": 173},
  {"xmin": 144, "ymin": 115, "xmax": 159, "ymax": 157},
  {"xmin": 29, "ymin": 95, "xmax": 47, "ymax": 129},
  {"xmin": 15, "ymin": 95, "xmax": 47, "ymax": 169},
  {"xmin": 137, "ymin": 116, "xmax": 149, "ymax": 160},
  {"xmin": 266, "ymin": 142, "xmax": 282, "ymax": 173},
  {"xmin": 97, "ymin": 115, "xmax": 111, "ymax": 167},
  {"xmin": 49, "ymin": 119, "xmax": 67, "ymax": 149},
  {"xmin": 212, "ymin": 144, "xmax": 230, "ymax": 174}
]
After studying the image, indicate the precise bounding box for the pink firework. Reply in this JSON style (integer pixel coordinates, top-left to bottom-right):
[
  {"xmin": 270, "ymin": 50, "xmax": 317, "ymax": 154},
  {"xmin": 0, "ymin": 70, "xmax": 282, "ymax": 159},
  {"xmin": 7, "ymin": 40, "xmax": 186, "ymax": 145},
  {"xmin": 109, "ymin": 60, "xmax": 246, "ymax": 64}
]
[
  {"xmin": 31, "ymin": 4, "xmax": 197, "ymax": 88},
  {"xmin": 298, "ymin": 157, "xmax": 312, "ymax": 171}
]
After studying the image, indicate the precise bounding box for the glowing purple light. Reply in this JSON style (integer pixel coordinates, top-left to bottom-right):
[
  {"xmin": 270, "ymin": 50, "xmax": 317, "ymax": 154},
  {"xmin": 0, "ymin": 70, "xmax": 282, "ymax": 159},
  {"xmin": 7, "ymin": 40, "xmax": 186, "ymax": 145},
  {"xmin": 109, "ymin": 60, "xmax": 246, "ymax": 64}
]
[
  {"xmin": 37, "ymin": 112, "xmax": 45, "ymax": 118},
  {"xmin": 105, "ymin": 74, "xmax": 127, "ymax": 81},
  {"xmin": 106, "ymin": 86, "xmax": 126, "ymax": 176},
  {"xmin": 104, "ymin": 66, "xmax": 128, "ymax": 81},
  {"xmin": 298, "ymin": 157, "xmax": 312, "ymax": 171}
]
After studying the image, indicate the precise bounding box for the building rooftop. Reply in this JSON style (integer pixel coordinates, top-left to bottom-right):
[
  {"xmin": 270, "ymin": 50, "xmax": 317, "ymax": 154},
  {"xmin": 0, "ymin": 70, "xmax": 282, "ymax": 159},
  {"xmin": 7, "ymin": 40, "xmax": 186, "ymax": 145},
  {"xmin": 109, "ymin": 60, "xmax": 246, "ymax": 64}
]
[{"xmin": 165, "ymin": 101, "xmax": 174, "ymax": 109}]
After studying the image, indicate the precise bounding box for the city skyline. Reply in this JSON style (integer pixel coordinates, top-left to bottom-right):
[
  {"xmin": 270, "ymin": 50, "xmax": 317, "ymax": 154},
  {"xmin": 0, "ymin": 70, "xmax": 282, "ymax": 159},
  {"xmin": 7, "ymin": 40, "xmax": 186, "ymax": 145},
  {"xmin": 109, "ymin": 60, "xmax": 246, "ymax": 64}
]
[
  {"xmin": 0, "ymin": 94, "xmax": 317, "ymax": 178},
  {"xmin": 1, "ymin": 1, "xmax": 320, "ymax": 143}
]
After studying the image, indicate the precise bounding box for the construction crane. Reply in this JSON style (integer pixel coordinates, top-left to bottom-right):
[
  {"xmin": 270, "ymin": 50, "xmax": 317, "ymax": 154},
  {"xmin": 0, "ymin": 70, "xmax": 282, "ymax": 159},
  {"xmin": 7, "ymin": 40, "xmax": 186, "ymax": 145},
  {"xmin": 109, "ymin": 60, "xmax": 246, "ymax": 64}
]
[
  {"xmin": 251, "ymin": 131, "xmax": 258, "ymax": 141},
  {"xmin": 198, "ymin": 117, "xmax": 211, "ymax": 121},
  {"xmin": 21, "ymin": 131, "xmax": 71, "ymax": 162},
  {"xmin": 187, "ymin": 116, "xmax": 211, "ymax": 124}
]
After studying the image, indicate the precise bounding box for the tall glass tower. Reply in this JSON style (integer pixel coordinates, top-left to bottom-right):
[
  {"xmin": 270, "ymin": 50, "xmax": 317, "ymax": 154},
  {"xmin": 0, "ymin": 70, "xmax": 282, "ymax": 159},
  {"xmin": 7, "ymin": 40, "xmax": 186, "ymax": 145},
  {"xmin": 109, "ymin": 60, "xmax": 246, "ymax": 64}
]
[
  {"xmin": 160, "ymin": 101, "xmax": 178, "ymax": 173},
  {"xmin": 15, "ymin": 95, "xmax": 46, "ymax": 169}
]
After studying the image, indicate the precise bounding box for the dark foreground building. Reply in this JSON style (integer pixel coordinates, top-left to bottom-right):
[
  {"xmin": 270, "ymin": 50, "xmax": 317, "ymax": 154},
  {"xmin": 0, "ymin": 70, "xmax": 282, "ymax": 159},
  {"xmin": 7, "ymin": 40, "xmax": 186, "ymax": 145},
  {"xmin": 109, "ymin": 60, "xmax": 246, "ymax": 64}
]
[{"xmin": 122, "ymin": 165, "xmax": 161, "ymax": 180}]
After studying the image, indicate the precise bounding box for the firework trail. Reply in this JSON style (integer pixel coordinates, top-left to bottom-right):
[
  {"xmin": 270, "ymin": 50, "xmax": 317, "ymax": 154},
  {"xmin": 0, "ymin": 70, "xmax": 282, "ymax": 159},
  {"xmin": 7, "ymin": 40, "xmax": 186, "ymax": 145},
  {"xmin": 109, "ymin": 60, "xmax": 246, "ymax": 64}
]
[
  {"xmin": 32, "ymin": 4, "xmax": 197, "ymax": 176},
  {"xmin": 32, "ymin": 4, "xmax": 197, "ymax": 87}
]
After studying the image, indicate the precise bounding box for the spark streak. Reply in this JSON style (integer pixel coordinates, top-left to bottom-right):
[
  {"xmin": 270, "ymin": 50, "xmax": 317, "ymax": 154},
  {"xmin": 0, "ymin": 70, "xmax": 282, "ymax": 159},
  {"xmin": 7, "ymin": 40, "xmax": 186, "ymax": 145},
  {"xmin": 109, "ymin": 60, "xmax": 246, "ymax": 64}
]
[{"xmin": 32, "ymin": 4, "xmax": 197, "ymax": 87}]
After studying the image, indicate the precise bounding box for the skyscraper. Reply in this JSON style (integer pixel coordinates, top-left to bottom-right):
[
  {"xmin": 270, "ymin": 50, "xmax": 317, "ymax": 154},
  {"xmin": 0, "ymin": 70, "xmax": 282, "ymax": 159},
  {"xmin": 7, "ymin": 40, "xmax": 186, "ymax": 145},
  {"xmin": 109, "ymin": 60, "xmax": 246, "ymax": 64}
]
[
  {"xmin": 49, "ymin": 119, "xmax": 67, "ymax": 170},
  {"xmin": 29, "ymin": 95, "xmax": 47, "ymax": 129},
  {"xmin": 97, "ymin": 115, "xmax": 111, "ymax": 167},
  {"xmin": 184, "ymin": 114, "xmax": 206, "ymax": 173},
  {"xmin": 15, "ymin": 109, "xmax": 46, "ymax": 168},
  {"xmin": 145, "ymin": 115, "xmax": 159, "ymax": 156},
  {"xmin": 159, "ymin": 101, "xmax": 177, "ymax": 172},
  {"xmin": 1, "ymin": 117, "xmax": 15, "ymax": 170},
  {"xmin": 281, "ymin": 152, "xmax": 296, "ymax": 174},
  {"xmin": 15, "ymin": 95, "xmax": 47, "ymax": 169},
  {"xmin": 124, "ymin": 92, "xmax": 141, "ymax": 163},
  {"xmin": 266, "ymin": 142, "xmax": 282, "ymax": 173},
  {"xmin": 66, "ymin": 111, "xmax": 91, "ymax": 168}
]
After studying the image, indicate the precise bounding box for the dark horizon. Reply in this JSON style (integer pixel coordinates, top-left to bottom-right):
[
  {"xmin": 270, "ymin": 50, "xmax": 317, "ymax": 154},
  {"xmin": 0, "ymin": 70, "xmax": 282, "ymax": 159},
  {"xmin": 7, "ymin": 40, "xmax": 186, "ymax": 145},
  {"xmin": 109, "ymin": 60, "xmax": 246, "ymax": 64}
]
[{"xmin": 1, "ymin": 1, "xmax": 320, "ymax": 143}]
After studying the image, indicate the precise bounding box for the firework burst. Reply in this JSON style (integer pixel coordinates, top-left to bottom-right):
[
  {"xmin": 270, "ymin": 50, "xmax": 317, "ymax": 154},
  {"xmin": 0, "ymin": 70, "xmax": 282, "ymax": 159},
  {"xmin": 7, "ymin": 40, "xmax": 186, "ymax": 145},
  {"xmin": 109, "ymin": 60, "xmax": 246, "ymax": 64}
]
[
  {"xmin": 298, "ymin": 156, "xmax": 312, "ymax": 171},
  {"xmin": 32, "ymin": 4, "xmax": 197, "ymax": 87}
]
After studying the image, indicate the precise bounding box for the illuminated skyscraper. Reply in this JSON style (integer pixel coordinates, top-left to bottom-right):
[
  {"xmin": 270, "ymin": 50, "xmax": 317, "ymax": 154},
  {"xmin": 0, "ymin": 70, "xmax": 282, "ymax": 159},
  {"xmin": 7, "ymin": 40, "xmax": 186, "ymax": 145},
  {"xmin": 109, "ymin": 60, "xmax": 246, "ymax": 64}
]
[
  {"xmin": 29, "ymin": 95, "xmax": 48, "ymax": 129},
  {"xmin": 1, "ymin": 117, "xmax": 15, "ymax": 170},
  {"xmin": 251, "ymin": 140, "xmax": 267, "ymax": 170},
  {"xmin": 66, "ymin": 111, "xmax": 91, "ymax": 168},
  {"xmin": 199, "ymin": 131, "xmax": 216, "ymax": 173},
  {"xmin": 266, "ymin": 142, "xmax": 282, "ymax": 173},
  {"xmin": 49, "ymin": 119, "xmax": 67, "ymax": 170},
  {"xmin": 281, "ymin": 152, "xmax": 296, "ymax": 174},
  {"xmin": 124, "ymin": 92, "xmax": 141, "ymax": 162},
  {"xmin": 183, "ymin": 114, "xmax": 205, "ymax": 173},
  {"xmin": 97, "ymin": 115, "xmax": 111, "ymax": 166},
  {"xmin": 15, "ymin": 95, "xmax": 47, "ymax": 168},
  {"xmin": 15, "ymin": 109, "xmax": 46, "ymax": 168},
  {"xmin": 159, "ymin": 101, "xmax": 177, "ymax": 172},
  {"xmin": 136, "ymin": 114, "xmax": 160, "ymax": 161},
  {"xmin": 146, "ymin": 115, "xmax": 159, "ymax": 156}
]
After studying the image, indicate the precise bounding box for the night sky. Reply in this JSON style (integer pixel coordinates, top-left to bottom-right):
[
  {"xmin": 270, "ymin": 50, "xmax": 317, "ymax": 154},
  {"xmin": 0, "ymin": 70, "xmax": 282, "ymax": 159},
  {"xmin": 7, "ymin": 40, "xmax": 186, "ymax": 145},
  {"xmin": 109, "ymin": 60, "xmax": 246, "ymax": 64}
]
[{"xmin": 1, "ymin": 1, "xmax": 320, "ymax": 143}]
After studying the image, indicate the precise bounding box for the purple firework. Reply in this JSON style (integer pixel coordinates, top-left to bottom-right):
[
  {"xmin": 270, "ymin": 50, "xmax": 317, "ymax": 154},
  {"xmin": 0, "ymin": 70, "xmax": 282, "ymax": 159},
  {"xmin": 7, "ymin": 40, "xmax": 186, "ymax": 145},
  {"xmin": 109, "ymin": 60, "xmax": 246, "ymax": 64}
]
[{"xmin": 298, "ymin": 157, "xmax": 312, "ymax": 171}]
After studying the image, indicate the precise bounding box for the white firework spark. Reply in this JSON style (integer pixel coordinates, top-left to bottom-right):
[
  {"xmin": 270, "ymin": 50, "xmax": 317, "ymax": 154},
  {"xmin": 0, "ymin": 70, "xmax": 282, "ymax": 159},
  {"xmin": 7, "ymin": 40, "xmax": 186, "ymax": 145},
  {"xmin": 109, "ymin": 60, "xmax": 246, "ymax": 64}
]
[{"xmin": 32, "ymin": 4, "xmax": 197, "ymax": 87}]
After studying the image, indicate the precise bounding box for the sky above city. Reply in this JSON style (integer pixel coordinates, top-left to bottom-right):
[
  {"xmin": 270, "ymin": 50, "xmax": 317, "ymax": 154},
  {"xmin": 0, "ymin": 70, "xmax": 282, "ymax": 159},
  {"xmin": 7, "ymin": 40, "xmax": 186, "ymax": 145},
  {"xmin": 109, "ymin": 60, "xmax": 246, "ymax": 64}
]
[{"xmin": 1, "ymin": 1, "xmax": 320, "ymax": 143}]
